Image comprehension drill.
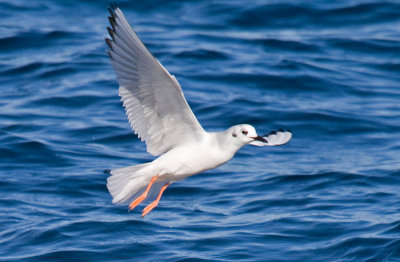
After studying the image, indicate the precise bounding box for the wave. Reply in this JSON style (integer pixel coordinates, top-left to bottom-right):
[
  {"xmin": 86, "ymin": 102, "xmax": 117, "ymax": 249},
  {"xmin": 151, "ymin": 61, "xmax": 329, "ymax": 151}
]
[{"xmin": 1, "ymin": 0, "xmax": 400, "ymax": 261}]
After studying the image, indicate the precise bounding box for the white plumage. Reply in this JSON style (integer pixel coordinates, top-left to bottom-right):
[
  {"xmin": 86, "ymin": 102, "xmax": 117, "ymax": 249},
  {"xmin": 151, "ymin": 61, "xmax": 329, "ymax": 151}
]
[
  {"xmin": 106, "ymin": 7, "xmax": 204, "ymax": 156},
  {"xmin": 105, "ymin": 7, "xmax": 292, "ymax": 216}
]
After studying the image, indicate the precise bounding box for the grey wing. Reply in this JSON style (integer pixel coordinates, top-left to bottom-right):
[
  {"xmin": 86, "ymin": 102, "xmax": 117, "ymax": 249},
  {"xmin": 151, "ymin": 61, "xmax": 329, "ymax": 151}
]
[
  {"xmin": 250, "ymin": 129, "xmax": 292, "ymax": 146},
  {"xmin": 106, "ymin": 7, "xmax": 205, "ymax": 156}
]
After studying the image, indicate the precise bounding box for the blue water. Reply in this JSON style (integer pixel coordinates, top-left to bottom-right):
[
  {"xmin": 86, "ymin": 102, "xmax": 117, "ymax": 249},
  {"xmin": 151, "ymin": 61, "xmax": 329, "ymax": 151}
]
[{"xmin": 1, "ymin": 0, "xmax": 400, "ymax": 261}]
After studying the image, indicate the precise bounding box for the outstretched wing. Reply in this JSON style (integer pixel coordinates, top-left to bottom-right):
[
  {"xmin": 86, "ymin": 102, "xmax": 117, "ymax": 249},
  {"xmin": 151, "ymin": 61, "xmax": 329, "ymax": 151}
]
[
  {"xmin": 106, "ymin": 7, "xmax": 205, "ymax": 156},
  {"xmin": 250, "ymin": 129, "xmax": 292, "ymax": 146}
]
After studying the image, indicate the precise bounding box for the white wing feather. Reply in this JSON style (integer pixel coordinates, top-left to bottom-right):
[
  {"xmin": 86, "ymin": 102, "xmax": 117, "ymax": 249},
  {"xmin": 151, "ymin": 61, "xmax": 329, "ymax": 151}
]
[
  {"xmin": 250, "ymin": 130, "xmax": 292, "ymax": 147},
  {"xmin": 106, "ymin": 7, "xmax": 205, "ymax": 156}
]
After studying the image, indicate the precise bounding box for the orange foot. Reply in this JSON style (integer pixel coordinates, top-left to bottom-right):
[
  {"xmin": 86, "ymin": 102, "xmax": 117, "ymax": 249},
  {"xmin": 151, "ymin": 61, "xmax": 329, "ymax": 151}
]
[
  {"xmin": 142, "ymin": 182, "xmax": 170, "ymax": 217},
  {"xmin": 128, "ymin": 175, "xmax": 159, "ymax": 211}
]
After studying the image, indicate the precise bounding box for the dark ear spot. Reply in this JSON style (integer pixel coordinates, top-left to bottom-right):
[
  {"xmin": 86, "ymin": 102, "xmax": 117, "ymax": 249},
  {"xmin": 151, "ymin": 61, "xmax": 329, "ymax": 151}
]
[{"xmin": 232, "ymin": 132, "xmax": 237, "ymax": 137}]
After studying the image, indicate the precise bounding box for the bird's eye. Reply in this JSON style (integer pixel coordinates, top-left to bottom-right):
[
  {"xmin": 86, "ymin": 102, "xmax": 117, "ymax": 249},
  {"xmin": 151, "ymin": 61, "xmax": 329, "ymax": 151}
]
[
  {"xmin": 232, "ymin": 133, "xmax": 237, "ymax": 137},
  {"xmin": 242, "ymin": 130, "xmax": 248, "ymax": 135}
]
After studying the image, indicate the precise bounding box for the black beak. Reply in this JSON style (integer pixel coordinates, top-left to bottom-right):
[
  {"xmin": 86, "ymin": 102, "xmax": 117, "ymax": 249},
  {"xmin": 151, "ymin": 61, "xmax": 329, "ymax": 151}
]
[{"xmin": 252, "ymin": 136, "xmax": 268, "ymax": 143}]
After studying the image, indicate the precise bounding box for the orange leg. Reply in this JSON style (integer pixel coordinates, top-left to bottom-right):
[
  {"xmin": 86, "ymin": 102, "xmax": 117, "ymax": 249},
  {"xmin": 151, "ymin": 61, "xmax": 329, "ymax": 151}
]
[
  {"xmin": 128, "ymin": 175, "xmax": 159, "ymax": 211},
  {"xmin": 142, "ymin": 182, "xmax": 170, "ymax": 217}
]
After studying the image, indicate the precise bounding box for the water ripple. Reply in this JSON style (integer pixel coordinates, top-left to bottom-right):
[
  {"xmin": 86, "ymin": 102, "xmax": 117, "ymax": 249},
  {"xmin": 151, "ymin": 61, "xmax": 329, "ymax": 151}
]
[{"xmin": 1, "ymin": 0, "xmax": 400, "ymax": 261}]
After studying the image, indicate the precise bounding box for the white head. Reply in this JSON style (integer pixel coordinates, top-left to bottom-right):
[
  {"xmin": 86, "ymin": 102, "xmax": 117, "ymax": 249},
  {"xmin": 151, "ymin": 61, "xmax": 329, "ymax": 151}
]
[{"xmin": 228, "ymin": 124, "xmax": 267, "ymax": 146}]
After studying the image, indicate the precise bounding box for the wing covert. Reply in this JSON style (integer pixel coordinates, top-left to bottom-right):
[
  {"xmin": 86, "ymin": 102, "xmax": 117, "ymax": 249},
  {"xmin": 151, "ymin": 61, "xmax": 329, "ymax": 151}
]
[{"xmin": 250, "ymin": 129, "xmax": 292, "ymax": 147}]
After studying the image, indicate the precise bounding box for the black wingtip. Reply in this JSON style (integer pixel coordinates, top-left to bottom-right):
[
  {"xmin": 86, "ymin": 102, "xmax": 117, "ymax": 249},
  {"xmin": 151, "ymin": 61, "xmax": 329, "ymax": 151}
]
[
  {"xmin": 269, "ymin": 130, "xmax": 277, "ymax": 135},
  {"xmin": 108, "ymin": 3, "xmax": 118, "ymax": 13},
  {"xmin": 105, "ymin": 38, "xmax": 113, "ymax": 50},
  {"xmin": 107, "ymin": 7, "xmax": 116, "ymax": 26},
  {"xmin": 108, "ymin": 15, "xmax": 117, "ymax": 29},
  {"xmin": 107, "ymin": 3, "xmax": 118, "ymax": 28},
  {"xmin": 107, "ymin": 26, "xmax": 115, "ymax": 40},
  {"xmin": 107, "ymin": 7, "xmax": 113, "ymax": 17},
  {"xmin": 107, "ymin": 51, "xmax": 113, "ymax": 60}
]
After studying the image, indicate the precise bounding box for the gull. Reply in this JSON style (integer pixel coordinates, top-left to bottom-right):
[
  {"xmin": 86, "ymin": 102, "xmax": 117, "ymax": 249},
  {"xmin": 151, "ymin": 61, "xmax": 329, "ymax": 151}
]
[{"xmin": 105, "ymin": 6, "xmax": 292, "ymax": 217}]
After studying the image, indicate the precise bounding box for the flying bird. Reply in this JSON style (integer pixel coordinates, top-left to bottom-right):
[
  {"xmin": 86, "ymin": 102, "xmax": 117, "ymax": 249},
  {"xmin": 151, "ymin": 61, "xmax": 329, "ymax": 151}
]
[{"xmin": 105, "ymin": 6, "xmax": 292, "ymax": 217}]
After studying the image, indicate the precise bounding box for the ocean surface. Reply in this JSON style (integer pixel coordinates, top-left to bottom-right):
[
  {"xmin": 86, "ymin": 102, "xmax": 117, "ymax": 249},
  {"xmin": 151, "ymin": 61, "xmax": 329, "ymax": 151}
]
[{"xmin": 1, "ymin": 0, "xmax": 400, "ymax": 261}]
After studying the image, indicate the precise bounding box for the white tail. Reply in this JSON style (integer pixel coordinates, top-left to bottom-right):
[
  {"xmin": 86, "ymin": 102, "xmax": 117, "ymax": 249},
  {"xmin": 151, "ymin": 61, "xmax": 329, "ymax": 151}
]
[{"xmin": 107, "ymin": 163, "xmax": 153, "ymax": 204}]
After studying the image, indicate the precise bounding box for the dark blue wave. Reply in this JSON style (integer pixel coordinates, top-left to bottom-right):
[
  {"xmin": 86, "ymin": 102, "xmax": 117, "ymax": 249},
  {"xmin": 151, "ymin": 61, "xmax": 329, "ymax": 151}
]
[{"xmin": 1, "ymin": 0, "xmax": 400, "ymax": 261}]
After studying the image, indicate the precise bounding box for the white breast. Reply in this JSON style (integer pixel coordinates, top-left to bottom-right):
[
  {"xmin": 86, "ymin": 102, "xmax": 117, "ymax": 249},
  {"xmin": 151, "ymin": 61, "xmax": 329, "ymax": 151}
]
[{"xmin": 153, "ymin": 133, "xmax": 236, "ymax": 181}]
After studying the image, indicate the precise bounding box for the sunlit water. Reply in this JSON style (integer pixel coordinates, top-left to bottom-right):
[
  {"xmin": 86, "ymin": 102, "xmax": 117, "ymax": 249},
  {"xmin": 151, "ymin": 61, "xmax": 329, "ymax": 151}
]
[{"xmin": 1, "ymin": 1, "xmax": 400, "ymax": 261}]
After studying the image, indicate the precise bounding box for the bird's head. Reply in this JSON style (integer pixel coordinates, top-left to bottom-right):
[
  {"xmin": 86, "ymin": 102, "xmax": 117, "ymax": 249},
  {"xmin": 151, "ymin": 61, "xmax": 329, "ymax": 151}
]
[{"xmin": 229, "ymin": 124, "xmax": 267, "ymax": 146}]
